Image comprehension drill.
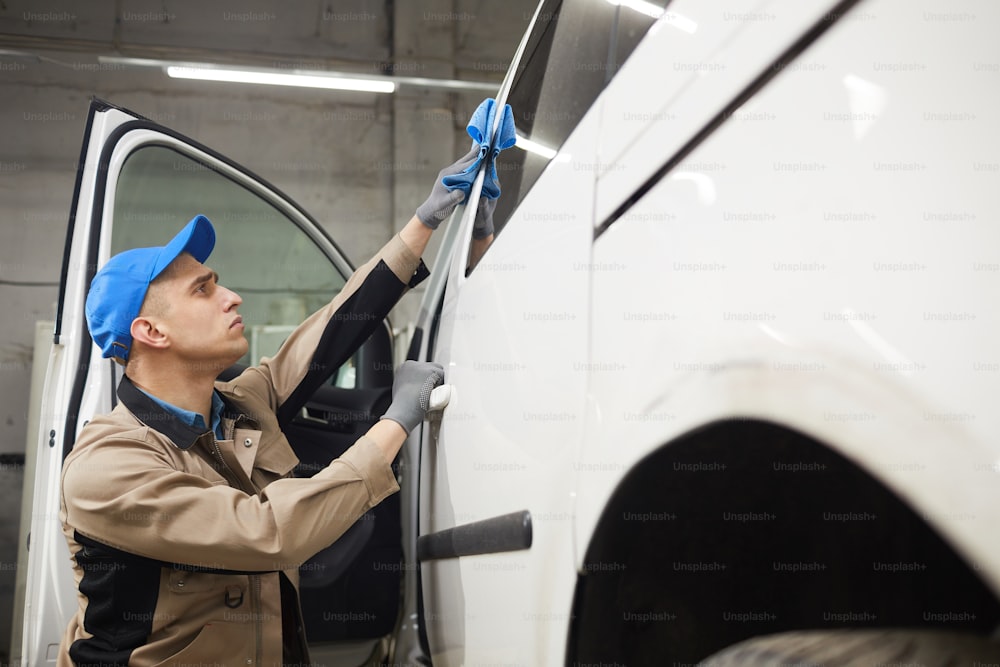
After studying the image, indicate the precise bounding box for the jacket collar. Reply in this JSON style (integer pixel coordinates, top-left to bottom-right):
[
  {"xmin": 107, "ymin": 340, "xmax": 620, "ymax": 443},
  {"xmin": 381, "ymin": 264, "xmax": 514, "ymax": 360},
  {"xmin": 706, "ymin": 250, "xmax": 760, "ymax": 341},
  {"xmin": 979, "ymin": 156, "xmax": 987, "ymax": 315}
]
[{"xmin": 117, "ymin": 375, "xmax": 213, "ymax": 450}]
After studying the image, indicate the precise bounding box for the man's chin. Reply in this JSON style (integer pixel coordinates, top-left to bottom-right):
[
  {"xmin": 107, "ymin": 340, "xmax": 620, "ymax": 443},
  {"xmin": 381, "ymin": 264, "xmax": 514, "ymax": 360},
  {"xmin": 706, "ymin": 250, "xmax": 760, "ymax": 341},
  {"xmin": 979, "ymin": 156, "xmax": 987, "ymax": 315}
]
[
  {"xmin": 203, "ymin": 344, "xmax": 248, "ymax": 375},
  {"xmin": 227, "ymin": 340, "xmax": 250, "ymax": 366}
]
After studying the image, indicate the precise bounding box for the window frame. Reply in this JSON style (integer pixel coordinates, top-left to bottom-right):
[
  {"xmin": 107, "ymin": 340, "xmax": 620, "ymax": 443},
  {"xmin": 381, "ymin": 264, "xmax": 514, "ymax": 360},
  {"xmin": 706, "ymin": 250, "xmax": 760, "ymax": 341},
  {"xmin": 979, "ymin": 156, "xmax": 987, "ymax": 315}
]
[
  {"xmin": 110, "ymin": 142, "xmax": 352, "ymax": 368},
  {"xmin": 463, "ymin": 0, "xmax": 672, "ymax": 273}
]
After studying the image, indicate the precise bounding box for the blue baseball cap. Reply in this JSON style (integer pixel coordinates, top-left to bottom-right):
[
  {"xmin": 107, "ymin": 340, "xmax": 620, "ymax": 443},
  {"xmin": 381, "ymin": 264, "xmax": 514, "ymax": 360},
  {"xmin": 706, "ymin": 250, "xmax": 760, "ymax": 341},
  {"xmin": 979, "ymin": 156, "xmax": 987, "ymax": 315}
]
[{"xmin": 85, "ymin": 215, "xmax": 216, "ymax": 362}]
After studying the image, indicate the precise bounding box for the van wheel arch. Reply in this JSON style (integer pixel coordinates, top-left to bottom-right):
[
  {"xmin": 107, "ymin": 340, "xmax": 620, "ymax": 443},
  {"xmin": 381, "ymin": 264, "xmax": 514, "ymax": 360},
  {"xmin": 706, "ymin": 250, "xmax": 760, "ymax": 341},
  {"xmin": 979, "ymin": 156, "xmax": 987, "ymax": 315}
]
[
  {"xmin": 701, "ymin": 628, "xmax": 1000, "ymax": 665},
  {"xmin": 567, "ymin": 420, "xmax": 1000, "ymax": 663}
]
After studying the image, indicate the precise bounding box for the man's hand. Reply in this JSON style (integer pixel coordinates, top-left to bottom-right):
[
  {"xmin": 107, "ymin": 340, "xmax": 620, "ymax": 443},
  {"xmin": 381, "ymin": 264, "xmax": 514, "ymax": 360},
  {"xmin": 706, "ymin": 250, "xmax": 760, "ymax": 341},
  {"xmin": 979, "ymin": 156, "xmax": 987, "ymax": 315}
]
[
  {"xmin": 380, "ymin": 361, "xmax": 445, "ymax": 434},
  {"xmin": 415, "ymin": 146, "xmax": 480, "ymax": 228}
]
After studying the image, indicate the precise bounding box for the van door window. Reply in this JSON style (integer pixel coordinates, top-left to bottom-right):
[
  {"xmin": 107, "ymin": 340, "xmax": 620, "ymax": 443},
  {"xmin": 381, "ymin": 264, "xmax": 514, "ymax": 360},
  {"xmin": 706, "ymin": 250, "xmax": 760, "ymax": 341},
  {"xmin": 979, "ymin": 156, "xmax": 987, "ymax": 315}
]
[
  {"xmin": 468, "ymin": 0, "xmax": 671, "ymax": 272},
  {"xmin": 113, "ymin": 145, "xmax": 356, "ymax": 387}
]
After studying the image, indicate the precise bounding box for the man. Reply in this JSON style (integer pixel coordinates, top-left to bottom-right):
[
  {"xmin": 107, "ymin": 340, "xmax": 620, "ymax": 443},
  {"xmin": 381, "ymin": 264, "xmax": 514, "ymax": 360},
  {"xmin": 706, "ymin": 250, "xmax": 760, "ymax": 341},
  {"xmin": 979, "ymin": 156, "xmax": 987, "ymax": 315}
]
[{"xmin": 57, "ymin": 144, "xmax": 491, "ymax": 666}]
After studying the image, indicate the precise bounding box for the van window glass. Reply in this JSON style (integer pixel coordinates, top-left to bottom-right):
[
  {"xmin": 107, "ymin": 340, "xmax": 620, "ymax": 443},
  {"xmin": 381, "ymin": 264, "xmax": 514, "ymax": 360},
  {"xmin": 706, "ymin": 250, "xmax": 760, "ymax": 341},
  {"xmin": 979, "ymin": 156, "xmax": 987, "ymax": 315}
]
[
  {"xmin": 468, "ymin": 0, "xmax": 671, "ymax": 272},
  {"xmin": 112, "ymin": 145, "xmax": 356, "ymax": 387}
]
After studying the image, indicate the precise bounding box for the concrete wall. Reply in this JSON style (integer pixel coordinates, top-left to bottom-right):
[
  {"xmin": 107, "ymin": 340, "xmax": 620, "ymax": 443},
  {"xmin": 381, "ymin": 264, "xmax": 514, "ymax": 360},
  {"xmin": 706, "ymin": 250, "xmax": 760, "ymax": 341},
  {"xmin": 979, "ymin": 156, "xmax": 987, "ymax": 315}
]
[{"xmin": 0, "ymin": 62, "xmax": 482, "ymax": 433}]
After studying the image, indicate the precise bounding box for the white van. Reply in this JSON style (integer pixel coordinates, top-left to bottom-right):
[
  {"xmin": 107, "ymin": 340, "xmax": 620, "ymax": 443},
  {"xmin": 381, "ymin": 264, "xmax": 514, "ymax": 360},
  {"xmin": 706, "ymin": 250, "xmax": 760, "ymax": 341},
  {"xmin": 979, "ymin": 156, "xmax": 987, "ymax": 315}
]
[
  {"xmin": 407, "ymin": 0, "xmax": 1000, "ymax": 663},
  {"xmin": 17, "ymin": 0, "xmax": 1000, "ymax": 664}
]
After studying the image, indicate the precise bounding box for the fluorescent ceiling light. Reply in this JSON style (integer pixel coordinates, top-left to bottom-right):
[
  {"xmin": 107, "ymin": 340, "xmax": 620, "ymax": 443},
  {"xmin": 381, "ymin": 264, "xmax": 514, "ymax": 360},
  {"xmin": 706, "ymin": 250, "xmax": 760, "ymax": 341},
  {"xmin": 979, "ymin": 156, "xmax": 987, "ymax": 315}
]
[
  {"xmin": 166, "ymin": 66, "xmax": 395, "ymax": 93},
  {"xmin": 100, "ymin": 56, "xmax": 498, "ymax": 92},
  {"xmin": 605, "ymin": 0, "xmax": 698, "ymax": 33},
  {"xmin": 661, "ymin": 11, "xmax": 698, "ymax": 34},
  {"xmin": 515, "ymin": 134, "xmax": 557, "ymax": 159},
  {"xmin": 669, "ymin": 171, "xmax": 716, "ymax": 205},
  {"xmin": 606, "ymin": 0, "xmax": 665, "ymax": 19}
]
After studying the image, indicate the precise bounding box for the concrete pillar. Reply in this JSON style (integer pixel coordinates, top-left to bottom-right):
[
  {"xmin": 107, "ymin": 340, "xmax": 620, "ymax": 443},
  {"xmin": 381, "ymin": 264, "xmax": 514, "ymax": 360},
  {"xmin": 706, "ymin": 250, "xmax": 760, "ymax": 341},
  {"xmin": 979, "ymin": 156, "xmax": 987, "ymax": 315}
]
[{"xmin": 389, "ymin": 0, "xmax": 460, "ymax": 338}]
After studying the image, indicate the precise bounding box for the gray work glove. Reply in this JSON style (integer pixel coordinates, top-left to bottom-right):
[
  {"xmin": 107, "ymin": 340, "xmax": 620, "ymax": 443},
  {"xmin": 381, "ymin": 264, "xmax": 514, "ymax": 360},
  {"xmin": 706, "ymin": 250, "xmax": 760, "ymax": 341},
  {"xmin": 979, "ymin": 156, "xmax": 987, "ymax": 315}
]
[
  {"xmin": 473, "ymin": 196, "xmax": 497, "ymax": 240},
  {"xmin": 380, "ymin": 361, "xmax": 445, "ymax": 433},
  {"xmin": 415, "ymin": 146, "xmax": 481, "ymax": 228}
]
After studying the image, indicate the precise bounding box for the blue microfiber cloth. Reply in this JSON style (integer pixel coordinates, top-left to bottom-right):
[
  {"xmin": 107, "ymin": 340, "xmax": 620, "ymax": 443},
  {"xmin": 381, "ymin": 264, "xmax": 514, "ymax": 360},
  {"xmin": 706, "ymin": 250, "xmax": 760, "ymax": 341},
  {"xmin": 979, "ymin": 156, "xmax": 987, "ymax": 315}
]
[{"xmin": 443, "ymin": 97, "xmax": 517, "ymax": 201}]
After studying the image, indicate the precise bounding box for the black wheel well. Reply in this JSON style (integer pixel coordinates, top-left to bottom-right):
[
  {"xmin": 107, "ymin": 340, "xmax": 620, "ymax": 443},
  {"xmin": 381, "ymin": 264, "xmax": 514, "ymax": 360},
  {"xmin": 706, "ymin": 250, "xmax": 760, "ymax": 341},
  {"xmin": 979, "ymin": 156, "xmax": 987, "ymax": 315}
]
[{"xmin": 568, "ymin": 419, "xmax": 1000, "ymax": 664}]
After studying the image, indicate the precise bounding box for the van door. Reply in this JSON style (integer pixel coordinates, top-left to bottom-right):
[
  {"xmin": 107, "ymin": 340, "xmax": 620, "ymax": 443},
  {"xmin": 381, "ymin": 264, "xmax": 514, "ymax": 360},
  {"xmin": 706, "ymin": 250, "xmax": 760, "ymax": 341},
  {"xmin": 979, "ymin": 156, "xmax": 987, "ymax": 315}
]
[
  {"xmin": 410, "ymin": 0, "xmax": 621, "ymax": 659},
  {"xmin": 19, "ymin": 98, "xmax": 400, "ymax": 665}
]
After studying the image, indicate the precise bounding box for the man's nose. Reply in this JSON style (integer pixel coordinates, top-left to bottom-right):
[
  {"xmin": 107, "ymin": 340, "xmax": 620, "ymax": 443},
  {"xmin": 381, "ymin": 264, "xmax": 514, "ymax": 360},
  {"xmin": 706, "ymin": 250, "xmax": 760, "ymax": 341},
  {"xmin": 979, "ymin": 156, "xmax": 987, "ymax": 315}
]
[{"xmin": 221, "ymin": 286, "xmax": 243, "ymax": 309}]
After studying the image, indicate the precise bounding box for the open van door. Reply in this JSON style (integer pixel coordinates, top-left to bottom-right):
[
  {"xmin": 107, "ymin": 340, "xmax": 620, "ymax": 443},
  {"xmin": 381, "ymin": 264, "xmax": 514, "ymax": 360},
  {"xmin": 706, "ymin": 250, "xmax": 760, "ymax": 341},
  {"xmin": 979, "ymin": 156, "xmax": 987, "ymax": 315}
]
[{"xmin": 18, "ymin": 98, "xmax": 402, "ymax": 665}]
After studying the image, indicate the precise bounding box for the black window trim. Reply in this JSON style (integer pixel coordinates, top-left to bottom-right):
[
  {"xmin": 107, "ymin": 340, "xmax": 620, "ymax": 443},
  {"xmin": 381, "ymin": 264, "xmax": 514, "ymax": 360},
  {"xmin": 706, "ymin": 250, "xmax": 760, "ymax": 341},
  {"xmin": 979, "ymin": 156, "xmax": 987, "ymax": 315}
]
[{"xmin": 594, "ymin": 0, "xmax": 865, "ymax": 240}]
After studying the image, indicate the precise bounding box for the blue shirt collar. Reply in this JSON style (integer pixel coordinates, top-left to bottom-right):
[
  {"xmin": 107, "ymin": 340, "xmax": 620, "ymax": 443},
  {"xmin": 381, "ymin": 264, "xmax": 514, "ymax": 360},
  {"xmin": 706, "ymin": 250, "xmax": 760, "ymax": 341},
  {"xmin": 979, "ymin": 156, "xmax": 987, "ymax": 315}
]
[{"xmin": 136, "ymin": 386, "xmax": 226, "ymax": 440}]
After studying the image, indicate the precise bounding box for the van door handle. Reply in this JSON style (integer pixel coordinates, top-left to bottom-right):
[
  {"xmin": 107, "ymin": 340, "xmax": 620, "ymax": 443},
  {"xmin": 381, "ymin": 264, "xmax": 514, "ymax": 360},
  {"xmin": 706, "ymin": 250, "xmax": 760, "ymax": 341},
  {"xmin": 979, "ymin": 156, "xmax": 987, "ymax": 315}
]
[{"xmin": 428, "ymin": 384, "xmax": 452, "ymax": 412}]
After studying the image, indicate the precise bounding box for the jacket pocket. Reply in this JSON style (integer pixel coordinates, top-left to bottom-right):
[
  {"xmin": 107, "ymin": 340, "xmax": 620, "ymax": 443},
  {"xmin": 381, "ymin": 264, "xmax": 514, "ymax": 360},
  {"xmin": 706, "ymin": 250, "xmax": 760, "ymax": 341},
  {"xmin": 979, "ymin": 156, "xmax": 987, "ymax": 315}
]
[
  {"xmin": 150, "ymin": 622, "xmax": 253, "ymax": 667},
  {"xmin": 168, "ymin": 568, "xmax": 247, "ymax": 593}
]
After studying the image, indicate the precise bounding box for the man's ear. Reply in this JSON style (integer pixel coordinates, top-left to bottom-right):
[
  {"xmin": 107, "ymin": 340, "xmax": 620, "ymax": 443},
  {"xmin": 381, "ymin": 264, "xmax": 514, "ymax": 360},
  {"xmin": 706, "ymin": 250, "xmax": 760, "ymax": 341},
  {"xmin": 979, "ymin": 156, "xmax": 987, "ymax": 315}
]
[{"xmin": 130, "ymin": 316, "xmax": 170, "ymax": 351}]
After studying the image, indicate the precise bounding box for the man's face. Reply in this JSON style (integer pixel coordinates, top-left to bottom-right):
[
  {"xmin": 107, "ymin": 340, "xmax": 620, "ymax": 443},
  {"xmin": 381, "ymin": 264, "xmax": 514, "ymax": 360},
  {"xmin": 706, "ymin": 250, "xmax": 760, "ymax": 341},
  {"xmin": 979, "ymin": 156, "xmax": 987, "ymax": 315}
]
[{"xmin": 141, "ymin": 252, "xmax": 248, "ymax": 372}]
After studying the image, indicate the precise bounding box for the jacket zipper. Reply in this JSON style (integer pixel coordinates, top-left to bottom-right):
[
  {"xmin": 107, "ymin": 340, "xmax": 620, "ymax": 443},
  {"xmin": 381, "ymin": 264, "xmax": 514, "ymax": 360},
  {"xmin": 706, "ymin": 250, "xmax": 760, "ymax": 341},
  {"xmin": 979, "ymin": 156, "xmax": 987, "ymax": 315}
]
[
  {"xmin": 253, "ymin": 574, "xmax": 263, "ymax": 664},
  {"xmin": 211, "ymin": 439, "xmax": 241, "ymax": 489},
  {"xmin": 212, "ymin": 427, "xmax": 263, "ymax": 663}
]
